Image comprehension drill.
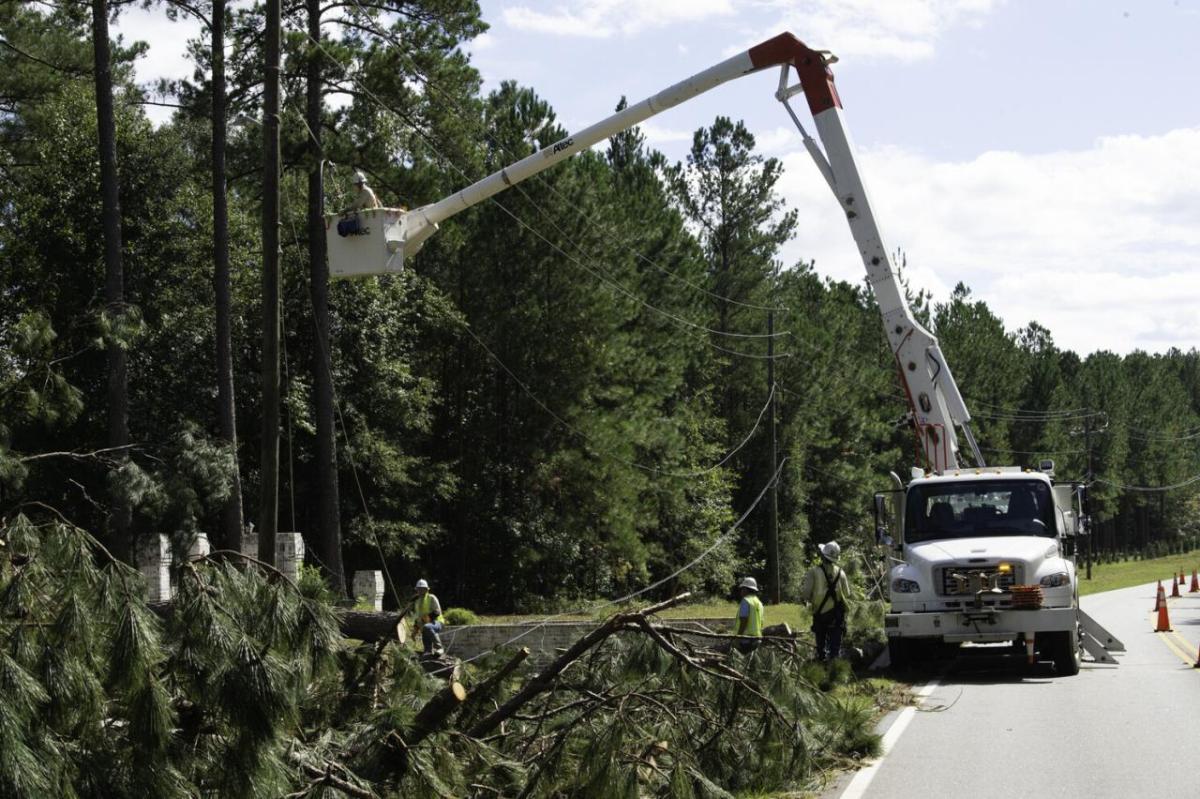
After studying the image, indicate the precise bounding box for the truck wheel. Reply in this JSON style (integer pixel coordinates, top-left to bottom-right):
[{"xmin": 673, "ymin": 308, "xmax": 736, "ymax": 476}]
[{"xmin": 1050, "ymin": 629, "xmax": 1081, "ymax": 676}]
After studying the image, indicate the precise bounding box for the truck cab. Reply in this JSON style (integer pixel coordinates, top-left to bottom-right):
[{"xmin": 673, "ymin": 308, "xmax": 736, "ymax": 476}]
[{"xmin": 878, "ymin": 466, "xmax": 1088, "ymax": 674}]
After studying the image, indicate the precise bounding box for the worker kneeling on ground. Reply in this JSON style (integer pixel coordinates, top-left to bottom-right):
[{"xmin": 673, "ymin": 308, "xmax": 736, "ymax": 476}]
[
  {"xmin": 733, "ymin": 576, "xmax": 764, "ymax": 653},
  {"xmin": 799, "ymin": 541, "xmax": 850, "ymax": 662},
  {"xmin": 412, "ymin": 578, "xmax": 445, "ymax": 654}
]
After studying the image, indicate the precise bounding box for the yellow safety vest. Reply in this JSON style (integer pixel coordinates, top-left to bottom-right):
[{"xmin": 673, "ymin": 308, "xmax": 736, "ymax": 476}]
[
  {"xmin": 415, "ymin": 593, "xmax": 443, "ymax": 625},
  {"xmin": 739, "ymin": 595, "xmax": 764, "ymax": 637}
]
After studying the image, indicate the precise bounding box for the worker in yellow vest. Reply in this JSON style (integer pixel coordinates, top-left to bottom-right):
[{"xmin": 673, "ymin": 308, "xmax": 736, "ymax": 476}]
[
  {"xmin": 733, "ymin": 576, "xmax": 764, "ymax": 653},
  {"xmin": 799, "ymin": 541, "xmax": 850, "ymax": 661},
  {"xmin": 411, "ymin": 578, "xmax": 445, "ymax": 654}
]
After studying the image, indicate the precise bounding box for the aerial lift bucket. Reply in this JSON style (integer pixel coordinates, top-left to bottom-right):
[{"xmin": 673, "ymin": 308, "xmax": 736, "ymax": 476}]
[{"xmin": 325, "ymin": 207, "xmax": 411, "ymax": 279}]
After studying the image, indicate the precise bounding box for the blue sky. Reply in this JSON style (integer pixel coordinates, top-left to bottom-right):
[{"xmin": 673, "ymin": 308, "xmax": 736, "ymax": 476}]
[{"xmin": 116, "ymin": 0, "xmax": 1200, "ymax": 355}]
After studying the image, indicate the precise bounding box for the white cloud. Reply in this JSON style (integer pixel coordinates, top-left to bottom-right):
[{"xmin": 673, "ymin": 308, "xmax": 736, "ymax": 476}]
[
  {"xmin": 111, "ymin": 7, "xmax": 204, "ymax": 125},
  {"xmin": 640, "ymin": 122, "xmax": 693, "ymax": 145},
  {"xmin": 776, "ymin": 126, "xmax": 1200, "ymax": 354},
  {"xmin": 470, "ymin": 32, "xmax": 498, "ymax": 51},
  {"xmin": 113, "ymin": 7, "xmax": 203, "ymax": 84},
  {"xmin": 753, "ymin": 0, "xmax": 1003, "ymax": 61},
  {"xmin": 751, "ymin": 125, "xmax": 798, "ymax": 155},
  {"xmin": 503, "ymin": 0, "xmax": 733, "ymax": 39}
]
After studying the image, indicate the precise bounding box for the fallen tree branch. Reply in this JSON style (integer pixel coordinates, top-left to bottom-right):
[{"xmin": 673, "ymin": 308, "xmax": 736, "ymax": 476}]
[
  {"xmin": 457, "ymin": 646, "xmax": 529, "ymax": 728},
  {"xmin": 405, "ymin": 680, "xmax": 468, "ymax": 748},
  {"xmin": 466, "ymin": 593, "xmax": 691, "ymax": 739},
  {"xmin": 19, "ymin": 444, "xmax": 138, "ymax": 463},
  {"xmin": 652, "ymin": 621, "xmax": 810, "ymax": 649},
  {"xmin": 289, "ymin": 756, "xmax": 375, "ymax": 799}
]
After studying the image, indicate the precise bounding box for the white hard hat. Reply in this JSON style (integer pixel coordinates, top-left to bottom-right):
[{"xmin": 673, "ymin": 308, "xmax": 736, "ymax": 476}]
[
  {"xmin": 353, "ymin": 170, "xmax": 367, "ymax": 185},
  {"xmin": 819, "ymin": 541, "xmax": 841, "ymax": 561},
  {"xmin": 738, "ymin": 576, "xmax": 759, "ymax": 592},
  {"xmin": 415, "ymin": 578, "xmax": 429, "ymax": 589}
]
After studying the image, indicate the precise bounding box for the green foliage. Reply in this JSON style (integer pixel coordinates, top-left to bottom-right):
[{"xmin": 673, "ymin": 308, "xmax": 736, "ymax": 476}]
[
  {"xmin": 442, "ymin": 606, "xmax": 479, "ymax": 625},
  {"xmin": 1, "ymin": 0, "xmax": 1196, "ymax": 615}
]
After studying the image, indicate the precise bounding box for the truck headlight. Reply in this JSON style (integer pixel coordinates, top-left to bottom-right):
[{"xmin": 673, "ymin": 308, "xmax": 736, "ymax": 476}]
[
  {"xmin": 1040, "ymin": 572, "xmax": 1070, "ymax": 588},
  {"xmin": 892, "ymin": 578, "xmax": 921, "ymax": 593}
]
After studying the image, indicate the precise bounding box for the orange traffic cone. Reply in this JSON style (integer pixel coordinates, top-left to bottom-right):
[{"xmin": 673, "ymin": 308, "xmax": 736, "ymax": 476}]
[
  {"xmin": 1171, "ymin": 576, "xmax": 1181, "ymax": 598},
  {"xmin": 1156, "ymin": 600, "xmax": 1172, "ymax": 632},
  {"xmin": 1190, "ymin": 570, "xmax": 1199, "ymax": 593},
  {"xmin": 1154, "ymin": 581, "xmax": 1165, "ymax": 611},
  {"xmin": 1180, "ymin": 569, "xmax": 1187, "ymax": 585}
]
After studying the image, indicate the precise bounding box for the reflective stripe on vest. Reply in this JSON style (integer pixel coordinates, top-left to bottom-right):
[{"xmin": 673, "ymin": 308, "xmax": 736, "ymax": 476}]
[{"xmin": 741, "ymin": 595, "xmax": 764, "ymax": 637}]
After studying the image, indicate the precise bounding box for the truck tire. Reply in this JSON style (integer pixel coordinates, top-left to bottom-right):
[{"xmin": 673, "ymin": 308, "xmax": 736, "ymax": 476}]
[{"xmin": 1049, "ymin": 628, "xmax": 1081, "ymax": 676}]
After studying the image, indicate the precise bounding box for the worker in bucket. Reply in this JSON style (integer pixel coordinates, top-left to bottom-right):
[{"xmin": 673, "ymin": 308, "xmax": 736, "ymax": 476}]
[
  {"xmin": 799, "ymin": 541, "xmax": 850, "ymax": 661},
  {"xmin": 349, "ymin": 170, "xmax": 381, "ymax": 211},
  {"xmin": 411, "ymin": 578, "xmax": 445, "ymax": 654},
  {"xmin": 733, "ymin": 576, "xmax": 765, "ymax": 653}
]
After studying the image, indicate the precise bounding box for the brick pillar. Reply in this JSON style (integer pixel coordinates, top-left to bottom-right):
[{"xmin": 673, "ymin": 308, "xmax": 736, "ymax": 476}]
[
  {"xmin": 138, "ymin": 533, "xmax": 172, "ymax": 602},
  {"xmin": 353, "ymin": 570, "xmax": 384, "ymax": 611},
  {"xmin": 275, "ymin": 531, "xmax": 304, "ymax": 582},
  {"xmin": 188, "ymin": 533, "xmax": 211, "ymax": 561}
]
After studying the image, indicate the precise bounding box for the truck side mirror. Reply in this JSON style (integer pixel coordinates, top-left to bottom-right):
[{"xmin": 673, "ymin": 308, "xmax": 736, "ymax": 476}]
[{"xmin": 873, "ymin": 492, "xmax": 896, "ymax": 548}]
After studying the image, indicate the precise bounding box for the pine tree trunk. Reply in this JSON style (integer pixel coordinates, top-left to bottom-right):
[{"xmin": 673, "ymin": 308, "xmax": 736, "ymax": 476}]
[
  {"xmin": 306, "ymin": 0, "xmax": 344, "ymax": 595},
  {"xmin": 91, "ymin": 0, "xmax": 131, "ymax": 563},
  {"xmin": 259, "ymin": 0, "xmax": 281, "ymax": 565},
  {"xmin": 212, "ymin": 0, "xmax": 244, "ymax": 554}
]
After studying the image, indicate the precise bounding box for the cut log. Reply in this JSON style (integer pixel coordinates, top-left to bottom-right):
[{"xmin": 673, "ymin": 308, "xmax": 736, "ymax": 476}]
[
  {"xmin": 405, "ymin": 680, "xmax": 468, "ymax": 747},
  {"xmin": 340, "ymin": 609, "xmax": 405, "ymax": 642}
]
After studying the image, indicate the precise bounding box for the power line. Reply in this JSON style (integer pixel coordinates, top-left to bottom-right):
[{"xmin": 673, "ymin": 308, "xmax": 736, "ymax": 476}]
[
  {"xmin": 457, "ymin": 455, "xmax": 789, "ymax": 664},
  {"xmin": 336, "ymin": 0, "xmax": 789, "ymax": 315},
  {"xmin": 963, "ymin": 397, "xmax": 1095, "ymax": 417},
  {"xmin": 1093, "ymin": 473, "xmax": 1200, "ymax": 493},
  {"xmin": 453, "ymin": 317, "xmax": 779, "ymax": 478},
  {"xmin": 293, "ymin": 15, "xmax": 789, "ymax": 352},
  {"xmin": 979, "ymin": 445, "xmax": 1087, "ymax": 456}
]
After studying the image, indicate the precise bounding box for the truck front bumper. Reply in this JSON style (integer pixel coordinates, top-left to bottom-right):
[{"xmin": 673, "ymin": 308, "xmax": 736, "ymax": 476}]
[{"xmin": 884, "ymin": 607, "xmax": 1077, "ymax": 643}]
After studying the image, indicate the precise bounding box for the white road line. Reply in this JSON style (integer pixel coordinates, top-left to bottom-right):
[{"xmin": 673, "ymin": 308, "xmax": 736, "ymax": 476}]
[{"xmin": 838, "ymin": 678, "xmax": 941, "ymax": 799}]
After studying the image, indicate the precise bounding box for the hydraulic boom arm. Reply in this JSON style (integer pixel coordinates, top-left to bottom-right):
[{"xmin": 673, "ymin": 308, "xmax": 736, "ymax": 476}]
[{"xmin": 326, "ymin": 32, "xmax": 983, "ymax": 472}]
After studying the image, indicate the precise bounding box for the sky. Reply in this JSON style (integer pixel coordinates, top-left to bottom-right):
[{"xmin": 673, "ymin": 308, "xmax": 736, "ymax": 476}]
[{"xmin": 114, "ymin": 0, "xmax": 1200, "ymax": 355}]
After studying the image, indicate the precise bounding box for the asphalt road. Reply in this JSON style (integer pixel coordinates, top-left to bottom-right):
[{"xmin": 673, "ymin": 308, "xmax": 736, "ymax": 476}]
[{"xmin": 824, "ymin": 580, "xmax": 1200, "ymax": 799}]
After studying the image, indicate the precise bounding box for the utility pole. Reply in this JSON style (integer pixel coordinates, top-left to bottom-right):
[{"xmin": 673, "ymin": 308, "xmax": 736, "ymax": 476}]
[
  {"xmin": 307, "ymin": 0, "xmax": 345, "ymax": 595},
  {"xmin": 1084, "ymin": 411, "xmax": 1093, "ymax": 580},
  {"xmin": 91, "ymin": 0, "xmax": 132, "ymax": 563},
  {"xmin": 258, "ymin": 0, "xmax": 281, "ymax": 566},
  {"xmin": 766, "ymin": 310, "xmax": 780, "ymax": 604}
]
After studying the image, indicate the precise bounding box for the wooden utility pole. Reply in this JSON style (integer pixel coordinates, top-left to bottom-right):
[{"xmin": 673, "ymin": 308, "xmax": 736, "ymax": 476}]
[
  {"xmin": 259, "ymin": 0, "xmax": 281, "ymax": 565},
  {"xmin": 306, "ymin": 0, "xmax": 345, "ymax": 594},
  {"xmin": 212, "ymin": 0, "xmax": 244, "ymax": 554},
  {"xmin": 91, "ymin": 0, "xmax": 132, "ymax": 562},
  {"xmin": 1084, "ymin": 412, "xmax": 1093, "ymax": 580},
  {"xmin": 766, "ymin": 309, "xmax": 779, "ymax": 604}
]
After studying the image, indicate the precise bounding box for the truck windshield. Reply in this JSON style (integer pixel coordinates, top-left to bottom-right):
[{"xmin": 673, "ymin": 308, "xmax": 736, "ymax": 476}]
[{"xmin": 905, "ymin": 480, "xmax": 1055, "ymax": 543}]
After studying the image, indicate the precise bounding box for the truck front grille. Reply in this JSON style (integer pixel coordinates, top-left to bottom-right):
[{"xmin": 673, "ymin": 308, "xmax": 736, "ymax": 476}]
[{"xmin": 938, "ymin": 564, "xmax": 1022, "ymax": 596}]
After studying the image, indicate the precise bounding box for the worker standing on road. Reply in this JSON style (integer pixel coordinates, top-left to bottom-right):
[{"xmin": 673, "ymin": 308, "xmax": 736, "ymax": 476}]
[
  {"xmin": 349, "ymin": 170, "xmax": 381, "ymax": 211},
  {"xmin": 411, "ymin": 578, "xmax": 445, "ymax": 654},
  {"xmin": 733, "ymin": 577, "xmax": 765, "ymax": 653},
  {"xmin": 799, "ymin": 541, "xmax": 850, "ymax": 661}
]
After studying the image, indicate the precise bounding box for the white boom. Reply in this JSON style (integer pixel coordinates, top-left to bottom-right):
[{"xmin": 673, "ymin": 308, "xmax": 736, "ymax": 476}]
[{"xmin": 326, "ymin": 32, "xmax": 983, "ymax": 472}]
